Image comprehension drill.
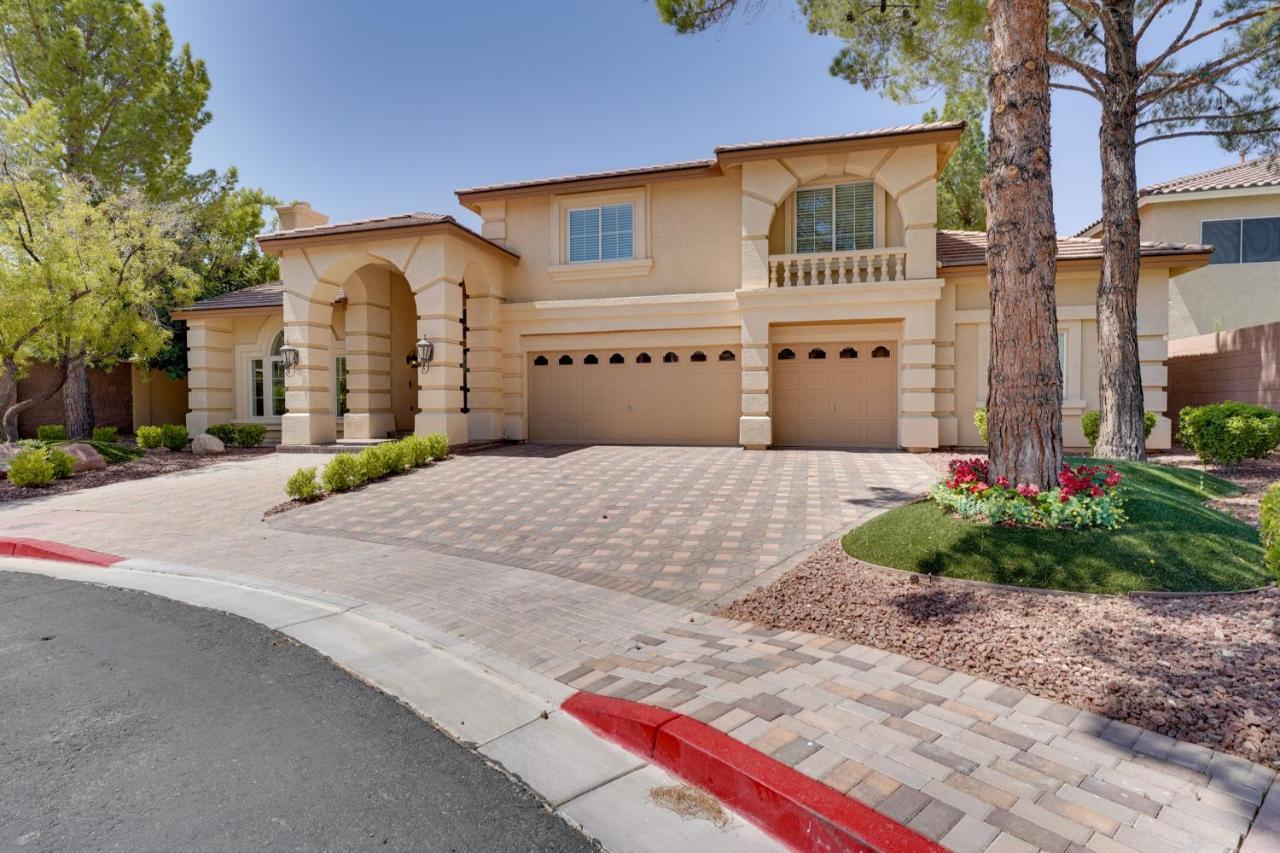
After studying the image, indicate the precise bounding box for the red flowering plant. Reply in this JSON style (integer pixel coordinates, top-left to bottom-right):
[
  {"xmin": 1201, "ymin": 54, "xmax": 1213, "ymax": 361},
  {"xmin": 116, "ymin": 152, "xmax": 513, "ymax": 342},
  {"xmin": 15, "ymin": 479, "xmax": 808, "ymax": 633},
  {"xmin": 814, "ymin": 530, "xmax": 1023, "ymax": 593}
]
[{"xmin": 930, "ymin": 458, "xmax": 1126, "ymax": 529}]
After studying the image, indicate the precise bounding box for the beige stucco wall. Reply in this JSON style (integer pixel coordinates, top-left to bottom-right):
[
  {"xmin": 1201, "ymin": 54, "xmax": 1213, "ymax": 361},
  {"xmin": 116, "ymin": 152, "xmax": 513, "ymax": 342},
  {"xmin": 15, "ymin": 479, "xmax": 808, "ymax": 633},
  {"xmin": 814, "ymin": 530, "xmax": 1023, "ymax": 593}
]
[
  {"xmin": 946, "ymin": 266, "xmax": 1172, "ymax": 450},
  {"xmin": 1136, "ymin": 191, "xmax": 1280, "ymax": 338}
]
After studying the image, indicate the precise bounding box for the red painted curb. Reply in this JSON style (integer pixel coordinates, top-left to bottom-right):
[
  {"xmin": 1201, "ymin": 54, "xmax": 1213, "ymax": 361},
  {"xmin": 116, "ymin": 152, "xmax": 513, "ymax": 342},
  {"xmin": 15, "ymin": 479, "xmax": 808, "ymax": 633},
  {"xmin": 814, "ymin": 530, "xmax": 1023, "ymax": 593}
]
[
  {"xmin": 0, "ymin": 537, "xmax": 123, "ymax": 567},
  {"xmin": 563, "ymin": 691, "xmax": 946, "ymax": 853}
]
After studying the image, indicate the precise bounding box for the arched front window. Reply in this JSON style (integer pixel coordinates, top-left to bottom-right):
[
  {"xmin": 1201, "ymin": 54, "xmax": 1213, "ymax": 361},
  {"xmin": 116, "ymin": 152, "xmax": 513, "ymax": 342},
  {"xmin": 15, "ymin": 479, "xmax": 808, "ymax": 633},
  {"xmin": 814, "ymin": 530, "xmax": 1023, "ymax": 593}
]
[{"xmin": 251, "ymin": 330, "xmax": 287, "ymax": 418}]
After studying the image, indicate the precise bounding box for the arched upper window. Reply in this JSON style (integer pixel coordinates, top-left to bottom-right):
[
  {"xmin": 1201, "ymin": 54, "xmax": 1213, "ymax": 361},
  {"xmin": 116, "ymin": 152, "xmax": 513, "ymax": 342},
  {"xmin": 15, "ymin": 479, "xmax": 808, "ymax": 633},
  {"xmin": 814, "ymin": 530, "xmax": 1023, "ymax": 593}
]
[
  {"xmin": 777, "ymin": 348, "xmax": 796, "ymax": 361},
  {"xmin": 718, "ymin": 350, "xmax": 736, "ymax": 362},
  {"xmin": 636, "ymin": 352, "xmax": 652, "ymax": 364},
  {"xmin": 584, "ymin": 354, "xmax": 599, "ymax": 365},
  {"xmin": 533, "ymin": 355, "xmax": 549, "ymax": 366},
  {"xmin": 872, "ymin": 345, "xmax": 891, "ymax": 358},
  {"xmin": 690, "ymin": 351, "xmax": 707, "ymax": 362},
  {"xmin": 269, "ymin": 330, "xmax": 285, "ymax": 357},
  {"xmin": 558, "ymin": 354, "xmax": 574, "ymax": 365},
  {"xmin": 662, "ymin": 351, "xmax": 679, "ymax": 363},
  {"xmin": 840, "ymin": 347, "xmax": 858, "ymax": 359},
  {"xmin": 609, "ymin": 353, "xmax": 625, "ymax": 364},
  {"xmin": 251, "ymin": 330, "xmax": 288, "ymax": 418},
  {"xmin": 808, "ymin": 348, "xmax": 827, "ymax": 360}
]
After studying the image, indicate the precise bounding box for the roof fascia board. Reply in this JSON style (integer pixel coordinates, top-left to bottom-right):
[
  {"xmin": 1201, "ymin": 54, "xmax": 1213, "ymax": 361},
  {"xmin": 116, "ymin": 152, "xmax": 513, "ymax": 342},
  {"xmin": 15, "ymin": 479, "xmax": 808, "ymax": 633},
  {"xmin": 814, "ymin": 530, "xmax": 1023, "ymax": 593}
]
[{"xmin": 258, "ymin": 221, "xmax": 520, "ymax": 263}]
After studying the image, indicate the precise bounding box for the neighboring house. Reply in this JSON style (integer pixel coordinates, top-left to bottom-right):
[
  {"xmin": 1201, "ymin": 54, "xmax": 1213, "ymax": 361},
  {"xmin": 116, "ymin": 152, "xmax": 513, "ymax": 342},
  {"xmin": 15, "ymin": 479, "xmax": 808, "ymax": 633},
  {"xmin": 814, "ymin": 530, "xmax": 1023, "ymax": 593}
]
[
  {"xmin": 173, "ymin": 121, "xmax": 1211, "ymax": 451},
  {"xmin": 1079, "ymin": 157, "xmax": 1280, "ymax": 339}
]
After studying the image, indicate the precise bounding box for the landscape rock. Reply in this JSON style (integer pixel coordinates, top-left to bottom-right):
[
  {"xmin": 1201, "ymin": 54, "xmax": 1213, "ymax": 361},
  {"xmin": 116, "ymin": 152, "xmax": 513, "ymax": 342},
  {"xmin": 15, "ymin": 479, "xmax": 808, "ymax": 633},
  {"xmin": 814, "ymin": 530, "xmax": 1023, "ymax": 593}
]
[
  {"xmin": 61, "ymin": 442, "xmax": 107, "ymax": 472},
  {"xmin": 191, "ymin": 433, "xmax": 225, "ymax": 456}
]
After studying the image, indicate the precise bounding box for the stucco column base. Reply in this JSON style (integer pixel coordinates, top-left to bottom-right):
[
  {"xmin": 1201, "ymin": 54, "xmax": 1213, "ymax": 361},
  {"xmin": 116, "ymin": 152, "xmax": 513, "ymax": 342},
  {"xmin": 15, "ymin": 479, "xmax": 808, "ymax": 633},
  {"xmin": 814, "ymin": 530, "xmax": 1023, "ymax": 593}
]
[
  {"xmin": 1147, "ymin": 415, "xmax": 1172, "ymax": 451},
  {"xmin": 415, "ymin": 411, "xmax": 468, "ymax": 446},
  {"xmin": 342, "ymin": 412, "xmax": 395, "ymax": 440},
  {"xmin": 739, "ymin": 416, "xmax": 771, "ymax": 450},
  {"xmin": 898, "ymin": 416, "xmax": 939, "ymax": 451},
  {"xmin": 282, "ymin": 412, "xmax": 336, "ymax": 446},
  {"xmin": 185, "ymin": 412, "xmax": 216, "ymax": 437}
]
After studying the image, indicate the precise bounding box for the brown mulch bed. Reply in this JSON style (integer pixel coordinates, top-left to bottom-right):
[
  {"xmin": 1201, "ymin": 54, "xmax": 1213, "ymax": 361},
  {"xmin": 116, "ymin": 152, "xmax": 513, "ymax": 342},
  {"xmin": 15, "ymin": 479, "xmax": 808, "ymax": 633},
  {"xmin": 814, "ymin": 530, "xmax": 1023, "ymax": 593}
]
[
  {"xmin": 0, "ymin": 447, "xmax": 274, "ymax": 504},
  {"xmin": 724, "ymin": 452, "xmax": 1280, "ymax": 768}
]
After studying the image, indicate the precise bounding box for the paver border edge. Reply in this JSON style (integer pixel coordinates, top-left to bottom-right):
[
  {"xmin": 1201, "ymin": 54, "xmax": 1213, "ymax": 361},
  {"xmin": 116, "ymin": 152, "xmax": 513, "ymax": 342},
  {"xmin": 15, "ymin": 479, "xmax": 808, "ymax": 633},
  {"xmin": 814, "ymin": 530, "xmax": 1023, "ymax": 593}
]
[
  {"xmin": 563, "ymin": 691, "xmax": 946, "ymax": 853},
  {"xmin": 0, "ymin": 536, "xmax": 123, "ymax": 566},
  {"xmin": 1242, "ymin": 775, "xmax": 1280, "ymax": 853}
]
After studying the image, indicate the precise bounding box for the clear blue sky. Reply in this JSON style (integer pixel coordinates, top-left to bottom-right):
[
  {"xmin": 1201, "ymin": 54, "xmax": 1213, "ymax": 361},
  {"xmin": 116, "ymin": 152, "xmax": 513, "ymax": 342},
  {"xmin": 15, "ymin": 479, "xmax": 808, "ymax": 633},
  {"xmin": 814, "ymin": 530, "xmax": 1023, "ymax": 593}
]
[{"xmin": 162, "ymin": 0, "xmax": 1240, "ymax": 236}]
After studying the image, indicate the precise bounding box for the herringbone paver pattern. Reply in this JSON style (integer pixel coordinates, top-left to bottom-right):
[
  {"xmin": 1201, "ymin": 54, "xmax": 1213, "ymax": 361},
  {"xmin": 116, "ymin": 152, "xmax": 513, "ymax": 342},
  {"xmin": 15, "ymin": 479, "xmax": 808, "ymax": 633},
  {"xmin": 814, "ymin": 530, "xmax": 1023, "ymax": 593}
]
[
  {"xmin": 0, "ymin": 449, "xmax": 1273, "ymax": 851},
  {"xmin": 266, "ymin": 444, "xmax": 932, "ymax": 606}
]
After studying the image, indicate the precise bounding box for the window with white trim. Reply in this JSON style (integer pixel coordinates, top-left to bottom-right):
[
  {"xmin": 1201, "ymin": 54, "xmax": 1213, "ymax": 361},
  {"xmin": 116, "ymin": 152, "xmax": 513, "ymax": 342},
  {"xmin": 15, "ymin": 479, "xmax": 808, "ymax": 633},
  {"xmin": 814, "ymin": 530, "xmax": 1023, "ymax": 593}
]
[
  {"xmin": 568, "ymin": 203, "xmax": 633, "ymax": 263},
  {"xmin": 795, "ymin": 182, "xmax": 874, "ymax": 254},
  {"xmin": 334, "ymin": 356, "xmax": 349, "ymax": 417},
  {"xmin": 1202, "ymin": 217, "xmax": 1280, "ymax": 264},
  {"xmin": 250, "ymin": 330, "xmax": 287, "ymax": 418}
]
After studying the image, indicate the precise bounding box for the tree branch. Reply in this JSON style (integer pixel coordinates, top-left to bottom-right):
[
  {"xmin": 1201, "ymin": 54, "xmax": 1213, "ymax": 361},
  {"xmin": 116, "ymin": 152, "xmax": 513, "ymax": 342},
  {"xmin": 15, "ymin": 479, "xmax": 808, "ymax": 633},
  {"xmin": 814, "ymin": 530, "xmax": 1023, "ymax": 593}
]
[
  {"xmin": 1137, "ymin": 126, "xmax": 1280, "ymax": 146},
  {"xmin": 1059, "ymin": 1, "xmax": 1106, "ymax": 46},
  {"xmin": 1137, "ymin": 107, "xmax": 1278, "ymax": 128},
  {"xmin": 1140, "ymin": 45, "xmax": 1270, "ymax": 106},
  {"xmin": 1048, "ymin": 49, "xmax": 1106, "ymax": 90},
  {"xmin": 1142, "ymin": 3, "xmax": 1278, "ymax": 80},
  {"xmin": 1135, "ymin": 0, "xmax": 1175, "ymax": 42},
  {"xmin": 1051, "ymin": 81, "xmax": 1101, "ymax": 97}
]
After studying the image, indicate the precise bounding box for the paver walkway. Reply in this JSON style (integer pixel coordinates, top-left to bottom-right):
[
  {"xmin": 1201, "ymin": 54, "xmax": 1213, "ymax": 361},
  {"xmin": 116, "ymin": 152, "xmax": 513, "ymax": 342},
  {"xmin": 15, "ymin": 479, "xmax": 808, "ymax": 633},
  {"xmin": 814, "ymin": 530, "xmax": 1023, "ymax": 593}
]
[
  {"xmin": 0, "ymin": 449, "xmax": 1274, "ymax": 852},
  {"xmin": 268, "ymin": 444, "xmax": 932, "ymax": 606}
]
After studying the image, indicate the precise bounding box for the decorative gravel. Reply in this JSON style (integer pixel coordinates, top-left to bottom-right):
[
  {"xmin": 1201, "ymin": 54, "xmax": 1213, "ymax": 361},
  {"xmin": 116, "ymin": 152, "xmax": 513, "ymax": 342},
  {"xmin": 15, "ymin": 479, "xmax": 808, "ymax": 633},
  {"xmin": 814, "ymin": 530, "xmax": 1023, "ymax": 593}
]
[
  {"xmin": 724, "ymin": 452, "xmax": 1280, "ymax": 768},
  {"xmin": 0, "ymin": 447, "xmax": 273, "ymax": 503}
]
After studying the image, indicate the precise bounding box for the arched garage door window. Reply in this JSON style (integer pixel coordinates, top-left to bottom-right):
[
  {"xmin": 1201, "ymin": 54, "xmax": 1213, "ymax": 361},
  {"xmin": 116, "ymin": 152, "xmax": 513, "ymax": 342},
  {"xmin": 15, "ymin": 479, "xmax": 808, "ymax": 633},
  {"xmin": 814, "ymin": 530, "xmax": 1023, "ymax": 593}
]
[{"xmin": 251, "ymin": 330, "xmax": 287, "ymax": 417}]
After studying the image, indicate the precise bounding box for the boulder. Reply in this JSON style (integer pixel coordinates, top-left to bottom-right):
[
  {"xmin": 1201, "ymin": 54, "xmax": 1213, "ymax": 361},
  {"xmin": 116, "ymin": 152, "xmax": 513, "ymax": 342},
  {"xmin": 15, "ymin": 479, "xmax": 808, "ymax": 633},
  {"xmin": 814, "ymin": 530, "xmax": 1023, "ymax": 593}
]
[
  {"xmin": 191, "ymin": 433, "xmax": 225, "ymax": 456},
  {"xmin": 0, "ymin": 443, "xmax": 24, "ymax": 475},
  {"xmin": 61, "ymin": 442, "xmax": 107, "ymax": 472}
]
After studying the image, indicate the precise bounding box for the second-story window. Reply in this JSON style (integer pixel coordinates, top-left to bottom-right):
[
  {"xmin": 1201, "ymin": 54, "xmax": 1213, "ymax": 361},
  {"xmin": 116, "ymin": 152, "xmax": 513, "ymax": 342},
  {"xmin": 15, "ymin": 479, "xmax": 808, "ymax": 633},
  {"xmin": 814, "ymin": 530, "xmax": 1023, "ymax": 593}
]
[
  {"xmin": 1203, "ymin": 217, "xmax": 1280, "ymax": 264},
  {"xmin": 796, "ymin": 181, "xmax": 874, "ymax": 254},
  {"xmin": 568, "ymin": 202, "xmax": 633, "ymax": 263}
]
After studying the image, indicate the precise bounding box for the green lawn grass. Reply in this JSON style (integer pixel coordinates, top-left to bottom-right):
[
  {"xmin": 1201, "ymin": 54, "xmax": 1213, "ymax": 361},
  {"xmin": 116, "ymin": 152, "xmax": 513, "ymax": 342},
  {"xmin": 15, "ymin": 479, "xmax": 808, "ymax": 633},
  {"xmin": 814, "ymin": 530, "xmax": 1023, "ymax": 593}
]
[{"xmin": 842, "ymin": 458, "xmax": 1270, "ymax": 594}]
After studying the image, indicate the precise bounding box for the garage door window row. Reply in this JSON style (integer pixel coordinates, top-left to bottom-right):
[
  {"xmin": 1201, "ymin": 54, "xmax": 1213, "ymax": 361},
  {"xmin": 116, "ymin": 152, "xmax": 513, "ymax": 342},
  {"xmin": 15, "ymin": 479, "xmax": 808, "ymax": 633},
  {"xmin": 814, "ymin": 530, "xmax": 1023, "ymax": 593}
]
[
  {"xmin": 533, "ymin": 350, "xmax": 737, "ymax": 367},
  {"xmin": 775, "ymin": 345, "xmax": 892, "ymax": 362}
]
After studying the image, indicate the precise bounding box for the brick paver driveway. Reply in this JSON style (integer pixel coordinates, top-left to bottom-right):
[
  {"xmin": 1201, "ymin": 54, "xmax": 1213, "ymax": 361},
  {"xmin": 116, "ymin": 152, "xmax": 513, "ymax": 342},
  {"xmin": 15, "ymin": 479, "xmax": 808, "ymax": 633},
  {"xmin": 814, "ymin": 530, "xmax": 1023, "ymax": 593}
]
[{"xmin": 268, "ymin": 444, "xmax": 935, "ymax": 607}]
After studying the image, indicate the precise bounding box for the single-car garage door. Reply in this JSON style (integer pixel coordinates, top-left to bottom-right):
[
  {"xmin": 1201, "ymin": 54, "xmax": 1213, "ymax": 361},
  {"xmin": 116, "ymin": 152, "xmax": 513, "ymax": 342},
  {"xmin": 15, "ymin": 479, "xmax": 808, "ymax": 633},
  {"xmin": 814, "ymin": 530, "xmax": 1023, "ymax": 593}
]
[
  {"xmin": 528, "ymin": 346, "xmax": 740, "ymax": 445},
  {"xmin": 773, "ymin": 342, "xmax": 897, "ymax": 448}
]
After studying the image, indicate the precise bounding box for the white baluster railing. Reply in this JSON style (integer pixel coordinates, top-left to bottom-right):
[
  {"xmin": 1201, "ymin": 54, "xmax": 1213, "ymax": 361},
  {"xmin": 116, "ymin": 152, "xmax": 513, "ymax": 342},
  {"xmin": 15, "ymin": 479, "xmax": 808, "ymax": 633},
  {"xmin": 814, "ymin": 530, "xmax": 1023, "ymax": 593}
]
[{"xmin": 767, "ymin": 247, "xmax": 909, "ymax": 287}]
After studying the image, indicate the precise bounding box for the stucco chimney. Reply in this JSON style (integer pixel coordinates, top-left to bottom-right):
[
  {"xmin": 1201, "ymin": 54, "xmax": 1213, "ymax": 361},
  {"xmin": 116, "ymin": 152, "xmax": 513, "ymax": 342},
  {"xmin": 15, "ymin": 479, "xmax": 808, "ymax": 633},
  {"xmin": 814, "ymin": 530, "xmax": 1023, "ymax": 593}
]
[{"xmin": 276, "ymin": 202, "xmax": 329, "ymax": 231}]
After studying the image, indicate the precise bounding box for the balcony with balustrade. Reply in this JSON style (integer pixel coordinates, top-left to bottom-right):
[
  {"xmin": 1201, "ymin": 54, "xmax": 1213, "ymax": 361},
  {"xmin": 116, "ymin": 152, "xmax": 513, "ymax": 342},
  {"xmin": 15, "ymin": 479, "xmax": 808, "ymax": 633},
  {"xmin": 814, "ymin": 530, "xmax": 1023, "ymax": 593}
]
[{"xmin": 767, "ymin": 246, "xmax": 910, "ymax": 288}]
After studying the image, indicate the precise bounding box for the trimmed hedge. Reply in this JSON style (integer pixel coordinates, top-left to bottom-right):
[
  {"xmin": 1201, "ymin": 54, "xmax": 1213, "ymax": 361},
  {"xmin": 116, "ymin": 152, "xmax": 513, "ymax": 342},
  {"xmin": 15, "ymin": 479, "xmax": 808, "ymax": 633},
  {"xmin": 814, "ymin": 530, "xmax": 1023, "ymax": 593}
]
[
  {"xmin": 1081, "ymin": 410, "xmax": 1157, "ymax": 450},
  {"xmin": 91, "ymin": 426, "xmax": 118, "ymax": 443},
  {"xmin": 292, "ymin": 433, "xmax": 449, "ymax": 501},
  {"xmin": 49, "ymin": 448, "xmax": 75, "ymax": 479},
  {"xmin": 36, "ymin": 424, "xmax": 68, "ymax": 442},
  {"xmin": 1178, "ymin": 402, "xmax": 1280, "ymax": 465},
  {"xmin": 135, "ymin": 425, "xmax": 164, "ymax": 449},
  {"xmin": 286, "ymin": 466, "xmax": 322, "ymax": 502},
  {"xmin": 160, "ymin": 423, "xmax": 189, "ymax": 451},
  {"xmin": 234, "ymin": 423, "xmax": 266, "ymax": 448},
  {"xmin": 206, "ymin": 423, "xmax": 237, "ymax": 445},
  {"xmin": 1262, "ymin": 482, "xmax": 1280, "ymax": 578},
  {"xmin": 320, "ymin": 452, "xmax": 366, "ymax": 493},
  {"xmin": 6, "ymin": 447, "xmax": 55, "ymax": 487}
]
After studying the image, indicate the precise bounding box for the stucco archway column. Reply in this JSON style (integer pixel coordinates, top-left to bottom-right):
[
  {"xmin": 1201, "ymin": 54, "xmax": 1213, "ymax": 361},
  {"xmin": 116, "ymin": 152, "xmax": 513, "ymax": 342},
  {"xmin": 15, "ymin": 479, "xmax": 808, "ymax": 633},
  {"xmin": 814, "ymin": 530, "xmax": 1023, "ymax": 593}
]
[
  {"xmin": 899, "ymin": 303, "xmax": 941, "ymax": 452},
  {"xmin": 500, "ymin": 325, "xmax": 525, "ymax": 441},
  {"xmin": 464, "ymin": 294, "xmax": 503, "ymax": 442},
  {"xmin": 410, "ymin": 277, "xmax": 467, "ymax": 444},
  {"xmin": 184, "ymin": 316, "xmax": 234, "ymax": 436},
  {"xmin": 342, "ymin": 268, "xmax": 395, "ymax": 440},
  {"xmin": 280, "ymin": 253, "xmax": 339, "ymax": 446},
  {"xmin": 738, "ymin": 312, "xmax": 771, "ymax": 449}
]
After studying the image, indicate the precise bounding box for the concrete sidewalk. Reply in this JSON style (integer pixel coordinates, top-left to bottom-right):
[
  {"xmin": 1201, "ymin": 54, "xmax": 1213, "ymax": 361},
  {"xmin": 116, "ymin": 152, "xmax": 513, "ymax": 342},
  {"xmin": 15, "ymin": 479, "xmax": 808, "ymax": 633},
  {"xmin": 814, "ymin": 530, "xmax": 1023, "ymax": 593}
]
[{"xmin": 2, "ymin": 452, "xmax": 1277, "ymax": 852}]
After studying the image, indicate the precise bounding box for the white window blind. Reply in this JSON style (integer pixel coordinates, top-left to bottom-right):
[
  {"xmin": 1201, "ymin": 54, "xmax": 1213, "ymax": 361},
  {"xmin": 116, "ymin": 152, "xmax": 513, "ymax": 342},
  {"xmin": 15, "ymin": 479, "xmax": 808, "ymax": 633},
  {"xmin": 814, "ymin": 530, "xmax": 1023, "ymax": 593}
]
[
  {"xmin": 568, "ymin": 203, "xmax": 633, "ymax": 263},
  {"xmin": 795, "ymin": 182, "xmax": 874, "ymax": 253}
]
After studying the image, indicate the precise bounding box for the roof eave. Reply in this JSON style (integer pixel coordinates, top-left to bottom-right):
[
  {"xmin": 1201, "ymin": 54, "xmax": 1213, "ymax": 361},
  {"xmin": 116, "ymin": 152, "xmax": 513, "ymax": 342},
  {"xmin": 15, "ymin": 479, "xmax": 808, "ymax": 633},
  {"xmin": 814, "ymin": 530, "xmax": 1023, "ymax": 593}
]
[
  {"xmin": 713, "ymin": 125, "xmax": 965, "ymax": 166},
  {"xmin": 257, "ymin": 220, "xmax": 520, "ymax": 263},
  {"xmin": 455, "ymin": 162, "xmax": 722, "ymax": 211}
]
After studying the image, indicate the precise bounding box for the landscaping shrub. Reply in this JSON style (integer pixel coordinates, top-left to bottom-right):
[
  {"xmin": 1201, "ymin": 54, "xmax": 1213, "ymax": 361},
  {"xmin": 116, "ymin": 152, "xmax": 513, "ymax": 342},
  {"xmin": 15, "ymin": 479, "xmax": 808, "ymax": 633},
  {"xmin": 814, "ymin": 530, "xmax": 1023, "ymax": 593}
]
[
  {"xmin": 36, "ymin": 424, "xmax": 68, "ymax": 442},
  {"xmin": 206, "ymin": 423, "xmax": 237, "ymax": 445},
  {"xmin": 321, "ymin": 452, "xmax": 366, "ymax": 492},
  {"xmin": 1081, "ymin": 410, "xmax": 1157, "ymax": 450},
  {"xmin": 48, "ymin": 448, "xmax": 75, "ymax": 479},
  {"xmin": 358, "ymin": 443, "xmax": 407, "ymax": 480},
  {"xmin": 424, "ymin": 432, "xmax": 449, "ymax": 461},
  {"xmin": 285, "ymin": 466, "xmax": 323, "ymax": 502},
  {"xmin": 135, "ymin": 425, "xmax": 164, "ymax": 449},
  {"xmin": 1262, "ymin": 482, "xmax": 1280, "ymax": 578},
  {"xmin": 91, "ymin": 426, "xmax": 118, "ymax": 443},
  {"xmin": 930, "ymin": 457, "xmax": 1126, "ymax": 530},
  {"xmin": 1178, "ymin": 402, "xmax": 1280, "ymax": 464},
  {"xmin": 233, "ymin": 423, "xmax": 266, "ymax": 448},
  {"xmin": 401, "ymin": 435, "xmax": 434, "ymax": 467},
  {"xmin": 160, "ymin": 423, "xmax": 189, "ymax": 451},
  {"xmin": 973, "ymin": 408, "xmax": 988, "ymax": 445},
  {"xmin": 5, "ymin": 447, "xmax": 55, "ymax": 487}
]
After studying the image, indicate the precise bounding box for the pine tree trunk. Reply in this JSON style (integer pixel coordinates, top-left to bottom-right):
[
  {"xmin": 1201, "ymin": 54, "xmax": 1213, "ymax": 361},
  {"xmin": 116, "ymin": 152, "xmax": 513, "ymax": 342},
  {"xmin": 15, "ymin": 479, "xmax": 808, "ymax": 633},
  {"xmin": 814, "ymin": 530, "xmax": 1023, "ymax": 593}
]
[
  {"xmin": 0, "ymin": 366, "xmax": 16, "ymax": 442},
  {"xmin": 64, "ymin": 352, "xmax": 95, "ymax": 439},
  {"xmin": 1095, "ymin": 0, "xmax": 1147, "ymax": 461},
  {"xmin": 982, "ymin": 0, "xmax": 1063, "ymax": 490}
]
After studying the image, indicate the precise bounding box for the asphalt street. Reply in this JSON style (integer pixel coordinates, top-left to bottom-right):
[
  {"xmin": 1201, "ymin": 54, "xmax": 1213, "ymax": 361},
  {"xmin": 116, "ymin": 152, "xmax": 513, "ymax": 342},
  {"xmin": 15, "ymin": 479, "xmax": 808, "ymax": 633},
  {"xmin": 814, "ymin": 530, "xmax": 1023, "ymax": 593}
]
[{"xmin": 0, "ymin": 571, "xmax": 597, "ymax": 852}]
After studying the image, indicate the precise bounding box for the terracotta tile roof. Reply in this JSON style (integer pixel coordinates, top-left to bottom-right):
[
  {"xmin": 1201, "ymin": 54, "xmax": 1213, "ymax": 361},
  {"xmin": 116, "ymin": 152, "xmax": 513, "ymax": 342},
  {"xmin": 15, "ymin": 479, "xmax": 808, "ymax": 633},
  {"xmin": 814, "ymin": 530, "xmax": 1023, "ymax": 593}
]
[
  {"xmin": 456, "ymin": 121, "xmax": 965, "ymax": 199},
  {"xmin": 257, "ymin": 212, "xmax": 518, "ymax": 258},
  {"xmin": 180, "ymin": 281, "xmax": 284, "ymax": 312},
  {"xmin": 937, "ymin": 230, "xmax": 1212, "ymax": 268},
  {"xmin": 1074, "ymin": 157, "xmax": 1280, "ymax": 236}
]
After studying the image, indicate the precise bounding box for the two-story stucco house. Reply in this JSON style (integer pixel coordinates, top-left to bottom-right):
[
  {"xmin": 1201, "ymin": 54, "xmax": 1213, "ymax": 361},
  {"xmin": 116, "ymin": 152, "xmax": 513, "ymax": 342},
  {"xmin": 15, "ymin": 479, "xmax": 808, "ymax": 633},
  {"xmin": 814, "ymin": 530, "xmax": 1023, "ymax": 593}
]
[
  {"xmin": 173, "ymin": 121, "xmax": 1211, "ymax": 452},
  {"xmin": 1079, "ymin": 157, "xmax": 1280, "ymax": 339}
]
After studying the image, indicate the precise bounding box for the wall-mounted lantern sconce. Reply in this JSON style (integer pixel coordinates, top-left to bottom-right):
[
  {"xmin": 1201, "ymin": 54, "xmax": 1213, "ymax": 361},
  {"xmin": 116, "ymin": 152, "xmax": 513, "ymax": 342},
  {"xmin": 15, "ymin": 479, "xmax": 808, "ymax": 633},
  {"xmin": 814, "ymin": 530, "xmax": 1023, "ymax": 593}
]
[
  {"xmin": 280, "ymin": 341, "xmax": 300, "ymax": 375},
  {"xmin": 406, "ymin": 338, "xmax": 434, "ymax": 373}
]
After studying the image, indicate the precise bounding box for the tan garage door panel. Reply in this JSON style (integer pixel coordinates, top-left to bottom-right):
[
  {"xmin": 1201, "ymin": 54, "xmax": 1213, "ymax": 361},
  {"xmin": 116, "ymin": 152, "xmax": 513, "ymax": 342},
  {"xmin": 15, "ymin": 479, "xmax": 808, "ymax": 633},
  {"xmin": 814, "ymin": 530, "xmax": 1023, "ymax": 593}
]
[
  {"xmin": 528, "ymin": 347, "xmax": 740, "ymax": 445},
  {"xmin": 773, "ymin": 342, "xmax": 897, "ymax": 448}
]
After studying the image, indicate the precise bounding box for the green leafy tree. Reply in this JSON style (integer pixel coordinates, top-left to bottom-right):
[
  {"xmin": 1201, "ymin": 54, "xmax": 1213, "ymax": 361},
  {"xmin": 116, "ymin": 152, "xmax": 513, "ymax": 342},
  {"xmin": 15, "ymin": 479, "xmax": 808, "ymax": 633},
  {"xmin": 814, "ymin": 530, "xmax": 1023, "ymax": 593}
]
[
  {"xmin": 0, "ymin": 0, "xmax": 280, "ymax": 434},
  {"xmin": 0, "ymin": 100, "xmax": 195, "ymax": 440},
  {"xmin": 923, "ymin": 91, "xmax": 986, "ymax": 230}
]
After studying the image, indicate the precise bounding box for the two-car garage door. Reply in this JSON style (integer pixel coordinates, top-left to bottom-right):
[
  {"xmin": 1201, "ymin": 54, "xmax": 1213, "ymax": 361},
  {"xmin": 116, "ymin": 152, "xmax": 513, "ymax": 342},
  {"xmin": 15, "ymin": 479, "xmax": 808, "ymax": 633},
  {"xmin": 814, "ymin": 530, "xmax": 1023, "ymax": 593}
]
[{"xmin": 528, "ymin": 346, "xmax": 740, "ymax": 445}]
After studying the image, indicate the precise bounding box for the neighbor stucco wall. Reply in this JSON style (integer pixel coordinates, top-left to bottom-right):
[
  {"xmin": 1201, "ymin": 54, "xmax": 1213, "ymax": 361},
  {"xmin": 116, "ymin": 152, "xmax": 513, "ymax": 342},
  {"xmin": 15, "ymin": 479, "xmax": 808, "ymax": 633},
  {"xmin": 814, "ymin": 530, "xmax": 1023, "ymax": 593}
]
[{"xmin": 1137, "ymin": 192, "xmax": 1280, "ymax": 338}]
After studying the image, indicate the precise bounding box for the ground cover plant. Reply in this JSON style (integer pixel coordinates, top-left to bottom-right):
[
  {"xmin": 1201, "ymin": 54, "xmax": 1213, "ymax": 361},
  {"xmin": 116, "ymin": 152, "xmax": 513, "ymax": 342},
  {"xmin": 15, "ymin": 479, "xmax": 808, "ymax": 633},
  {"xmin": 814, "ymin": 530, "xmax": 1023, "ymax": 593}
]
[
  {"xmin": 931, "ymin": 457, "xmax": 1126, "ymax": 530},
  {"xmin": 847, "ymin": 458, "xmax": 1267, "ymax": 594}
]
